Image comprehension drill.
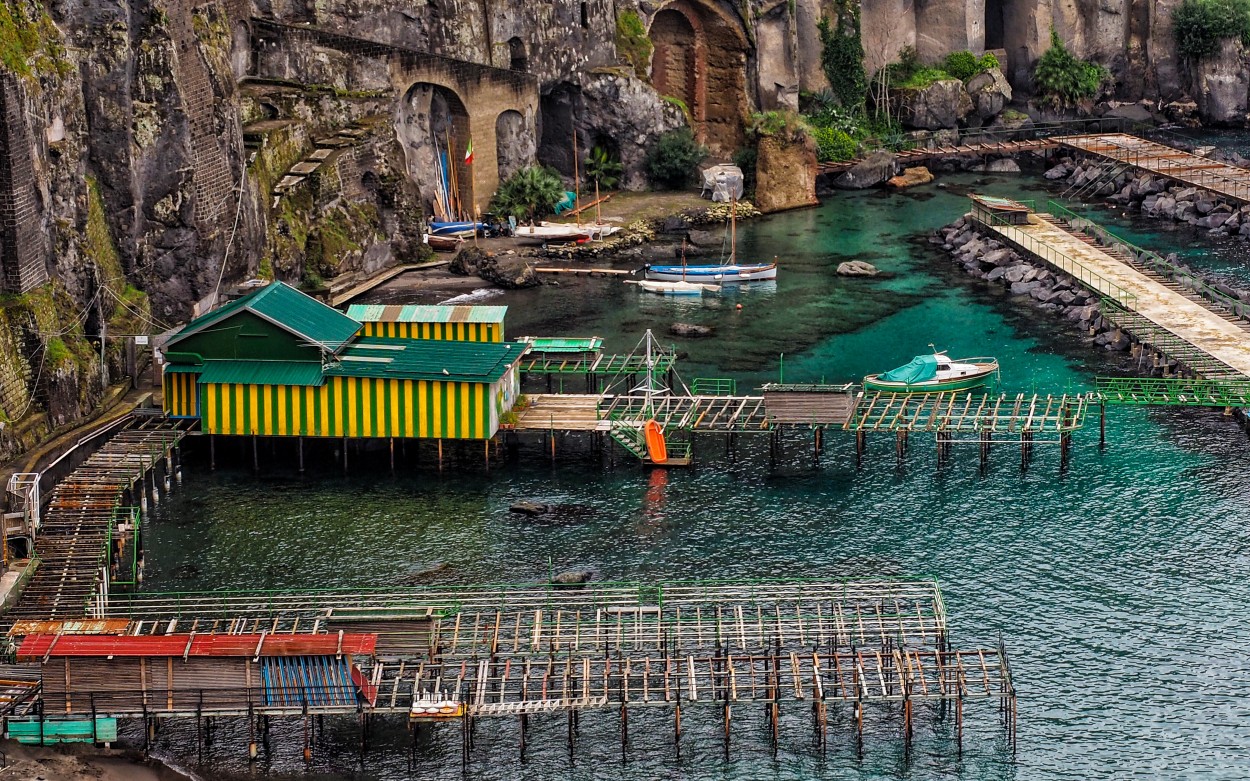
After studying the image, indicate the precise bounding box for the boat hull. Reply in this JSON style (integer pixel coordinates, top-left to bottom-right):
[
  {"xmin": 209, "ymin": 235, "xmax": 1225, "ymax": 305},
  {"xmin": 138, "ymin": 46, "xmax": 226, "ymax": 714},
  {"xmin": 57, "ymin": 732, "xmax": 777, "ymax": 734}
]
[
  {"xmin": 644, "ymin": 263, "xmax": 777, "ymax": 282},
  {"xmin": 430, "ymin": 221, "xmax": 484, "ymax": 237},
  {"xmin": 863, "ymin": 365, "xmax": 997, "ymax": 394},
  {"xmin": 637, "ymin": 280, "xmax": 714, "ymax": 296}
]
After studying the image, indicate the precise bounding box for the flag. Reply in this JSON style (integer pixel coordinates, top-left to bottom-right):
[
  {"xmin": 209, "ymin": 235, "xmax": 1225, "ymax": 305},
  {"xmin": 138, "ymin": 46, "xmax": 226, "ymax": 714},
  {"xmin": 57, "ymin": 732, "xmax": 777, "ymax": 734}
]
[{"xmin": 464, "ymin": 139, "xmax": 474, "ymax": 166}]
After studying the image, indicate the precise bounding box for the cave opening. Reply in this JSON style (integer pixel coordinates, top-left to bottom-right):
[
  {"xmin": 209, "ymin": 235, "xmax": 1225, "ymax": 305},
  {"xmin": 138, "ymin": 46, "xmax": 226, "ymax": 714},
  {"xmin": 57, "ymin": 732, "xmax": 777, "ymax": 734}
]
[
  {"xmin": 508, "ymin": 37, "xmax": 528, "ymax": 73},
  {"xmin": 537, "ymin": 83, "xmax": 578, "ymax": 179}
]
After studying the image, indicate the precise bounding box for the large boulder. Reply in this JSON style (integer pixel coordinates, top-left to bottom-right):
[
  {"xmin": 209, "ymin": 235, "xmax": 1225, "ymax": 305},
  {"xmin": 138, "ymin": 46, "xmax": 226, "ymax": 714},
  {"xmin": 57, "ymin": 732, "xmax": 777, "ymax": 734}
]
[
  {"xmin": 836, "ymin": 260, "xmax": 879, "ymax": 276},
  {"xmin": 451, "ymin": 247, "xmax": 540, "ymax": 288},
  {"xmin": 753, "ymin": 133, "xmax": 820, "ymax": 213},
  {"xmin": 887, "ymin": 166, "xmax": 934, "ymax": 189},
  {"xmin": 893, "ymin": 79, "xmax": 974, "ymax": 130},
  {"xmin": 965, "ymin": 67, "xmax": 1013, "ymax": 126},
  {"xmin": 833, "ymin": 150, "xmax": 897, "ymax": 189},
  {"xmin": 985, "ymin": 109, "xmax": 1034, "ymax": 140}
]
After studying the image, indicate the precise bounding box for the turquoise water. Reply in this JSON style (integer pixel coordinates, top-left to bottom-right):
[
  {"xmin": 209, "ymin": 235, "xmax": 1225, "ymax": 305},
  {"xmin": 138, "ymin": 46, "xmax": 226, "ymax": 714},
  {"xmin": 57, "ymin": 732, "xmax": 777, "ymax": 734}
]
[{"xmin": 141, "ymin": 173, "xmax": 1250, "ymax": 779}]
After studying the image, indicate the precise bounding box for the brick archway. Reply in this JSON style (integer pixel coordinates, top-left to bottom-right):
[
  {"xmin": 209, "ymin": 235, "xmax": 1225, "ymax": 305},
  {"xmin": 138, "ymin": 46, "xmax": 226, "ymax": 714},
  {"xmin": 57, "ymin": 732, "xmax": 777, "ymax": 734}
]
[
  {"xmin": 648, "ymin": 0, "xmax": 750, "ymax": 157},
  {"xmin": 397, "ymin": 82, "xmax": 474, "ymax": 220}
]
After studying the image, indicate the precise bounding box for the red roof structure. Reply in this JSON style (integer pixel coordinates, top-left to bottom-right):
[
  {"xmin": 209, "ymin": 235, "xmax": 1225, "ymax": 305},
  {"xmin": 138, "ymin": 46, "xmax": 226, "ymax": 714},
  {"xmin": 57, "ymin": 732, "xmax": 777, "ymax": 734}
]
[{"xmin": 16, "ymin": 632, "xmax": 377, "ymax": 661}]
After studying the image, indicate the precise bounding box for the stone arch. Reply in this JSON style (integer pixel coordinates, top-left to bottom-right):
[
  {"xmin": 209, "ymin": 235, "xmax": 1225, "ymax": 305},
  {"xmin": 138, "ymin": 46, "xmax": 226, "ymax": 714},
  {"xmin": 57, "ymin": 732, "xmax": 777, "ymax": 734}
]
[
  {"xmin": 495, "ymin": 110, "xmax": 533, "ymax": 181},
  {"xmin": 508, "ymin": 37, "xmax": 528, "ymax": 72},
  {"xmin": 396, "ymin": 82, "xmax": 474, "ymax": 220},
  {"xmin": 648, "ymin": 0, "xmax": 750, "ymax": 156}
]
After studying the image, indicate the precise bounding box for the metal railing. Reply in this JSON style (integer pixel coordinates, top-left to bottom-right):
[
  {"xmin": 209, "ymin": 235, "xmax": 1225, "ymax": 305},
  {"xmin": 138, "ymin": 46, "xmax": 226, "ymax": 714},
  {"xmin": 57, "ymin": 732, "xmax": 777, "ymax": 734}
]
[
  {"xmin": 691, "ymin": 378, "xmax": 736, "ymax": 396},
  {"xmin": 970, "ymin": 206, "xmax": 1139, "ymax": 311},
  {"xmin": 1045, "ymin": 200, "xmax": 1250, "ymax": 321}
]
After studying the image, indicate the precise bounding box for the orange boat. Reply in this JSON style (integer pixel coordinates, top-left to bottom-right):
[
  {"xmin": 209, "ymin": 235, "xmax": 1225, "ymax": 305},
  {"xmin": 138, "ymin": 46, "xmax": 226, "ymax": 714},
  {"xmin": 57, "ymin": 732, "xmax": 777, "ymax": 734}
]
[{"xmin": 644, "ymin": 419, "xmax": 667, "ymax": 463}]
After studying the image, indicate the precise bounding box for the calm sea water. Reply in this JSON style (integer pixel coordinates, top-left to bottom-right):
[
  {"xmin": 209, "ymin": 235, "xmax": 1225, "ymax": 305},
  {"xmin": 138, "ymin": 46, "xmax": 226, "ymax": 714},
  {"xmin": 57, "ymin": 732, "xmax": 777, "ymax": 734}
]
[{"xmin": 140, "ymin": 171, "xmax": 1250, "ymax": 780}]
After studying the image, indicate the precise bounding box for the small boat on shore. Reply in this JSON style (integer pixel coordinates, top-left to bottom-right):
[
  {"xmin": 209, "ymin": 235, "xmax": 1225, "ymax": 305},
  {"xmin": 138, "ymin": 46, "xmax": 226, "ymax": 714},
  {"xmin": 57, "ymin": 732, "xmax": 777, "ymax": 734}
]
[
  {"xmin": 430, "ymin": 220, "xmax": 484, "ymax": 237},
  {"xmin": 863, "ymin": 351, "xmax": 999, "ymax": 393},
  {"xmin": 424, "ymin": 234, "xmax": 463, "ymax": 252},
  {"xmin": 514, "ymin": 224, "xmax": 592, "ymax": 245}
]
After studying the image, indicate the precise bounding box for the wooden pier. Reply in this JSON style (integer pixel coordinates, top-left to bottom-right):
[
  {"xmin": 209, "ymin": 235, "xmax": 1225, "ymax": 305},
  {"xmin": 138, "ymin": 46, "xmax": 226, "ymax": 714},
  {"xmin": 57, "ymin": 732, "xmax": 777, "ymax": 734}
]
[
  {"xmin": 1057, "ymin": 133, "xmax": 1250, "ymax": 204},
  {"xmin": 53, "ymin": 578, "xmax": 1017, "ymax": 757},
  {"xmin": 2, "ymin": 414, "xmax": 188, "ymax": 630}
]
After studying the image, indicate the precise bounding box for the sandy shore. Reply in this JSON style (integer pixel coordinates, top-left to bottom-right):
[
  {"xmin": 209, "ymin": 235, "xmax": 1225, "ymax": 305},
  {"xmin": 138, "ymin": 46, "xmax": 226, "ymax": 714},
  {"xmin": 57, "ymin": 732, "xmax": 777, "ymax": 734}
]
[{"xmin": 0, "ymin": 742, "xmax": 194, "ymax": 781}]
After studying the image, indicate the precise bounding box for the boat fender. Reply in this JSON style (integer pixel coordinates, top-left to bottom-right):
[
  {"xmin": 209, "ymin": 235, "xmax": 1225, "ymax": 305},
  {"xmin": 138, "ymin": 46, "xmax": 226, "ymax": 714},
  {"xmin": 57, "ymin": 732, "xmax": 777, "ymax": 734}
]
[{"xmin": 735, "ymin": 304, "xmax": 742, "ymax": 310}]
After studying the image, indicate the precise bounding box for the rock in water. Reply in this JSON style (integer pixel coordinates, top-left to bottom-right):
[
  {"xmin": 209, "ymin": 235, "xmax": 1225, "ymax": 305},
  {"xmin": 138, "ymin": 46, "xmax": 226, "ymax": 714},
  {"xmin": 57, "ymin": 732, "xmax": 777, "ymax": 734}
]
[
  {"xmin": 833, "ymin": 150, "xmax": 897, "ymax": 190},
  {"xmin": 552, "ymin": 569, "xmax": 593, "ymax": 587},
  {"xmin": 887, "ymin": 166, "xmax": 934, "ymax": 189},
  {"xmin": 980, "ymin": 159, "xmax": 1021, "ymax": 173},
  {"xmin": 837, "ymin": 260, "xmax": 879, "ymax": 276},
  {"xmin": 510, "ymin": 501, "xmax": 550, "ymax": 516},
  {"xmin": 456, "ymin": 250, "xmax": 540, "ymax": 288},
  {"xmin": 449, "ymin": 246, "xmax": 488, "ymax": 276},
  {"xmin": 669, "ymin": 323, "xmax": 715, "ymax": 337},
  {"xmin": 686, "ymin": 229, "xmax": 723, "ymax": 247}
]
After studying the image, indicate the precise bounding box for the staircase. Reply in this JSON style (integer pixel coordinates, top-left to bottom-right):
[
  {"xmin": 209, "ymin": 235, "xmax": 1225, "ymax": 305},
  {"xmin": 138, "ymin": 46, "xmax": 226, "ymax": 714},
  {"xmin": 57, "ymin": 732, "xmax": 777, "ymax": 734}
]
[{"xmin": 609, "ymin": 421, "xmax": 648, "ymax": 459}]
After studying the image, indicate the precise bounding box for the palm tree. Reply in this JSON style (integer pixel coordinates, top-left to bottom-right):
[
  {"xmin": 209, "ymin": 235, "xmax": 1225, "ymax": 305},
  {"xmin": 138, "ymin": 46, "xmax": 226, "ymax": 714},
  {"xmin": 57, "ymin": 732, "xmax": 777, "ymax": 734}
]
[
  {"xmin": 583, "ymin": 146, "xmax": 623, "ymax": 190},
  {"xmin": 490, "ymin": 166, "xmax": 566, "ymax": 223}
]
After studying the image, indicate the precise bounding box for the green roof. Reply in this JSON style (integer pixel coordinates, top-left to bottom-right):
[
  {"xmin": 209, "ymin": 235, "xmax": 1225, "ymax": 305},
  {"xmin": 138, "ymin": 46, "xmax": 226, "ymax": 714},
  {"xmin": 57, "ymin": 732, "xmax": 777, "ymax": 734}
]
[
  {"xmin": 516, "ymin": 336, "xmax": 603, "ymax": 354},
  {"xmin": 163, "ymin": 363, "xmax": 202, "ymax": 374},
  {"xmin": 197, "ymin": 360, "xmax": 326, "ymax": 387},
  {"xmin": 346, "ymin": 304, "xmax": 507, "ymax": 324},
  {"xmin": 168, "ymin": 283, "xmax": 361, "ymax": 354},
  {"xmin": 326, "ymin": 337, "xmax": 521, "ymax": 383}
]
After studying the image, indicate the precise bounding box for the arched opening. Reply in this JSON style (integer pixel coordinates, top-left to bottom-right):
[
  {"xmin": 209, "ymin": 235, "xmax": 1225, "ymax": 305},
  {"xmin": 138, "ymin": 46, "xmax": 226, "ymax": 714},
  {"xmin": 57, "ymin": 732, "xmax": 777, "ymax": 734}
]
[
  {"xmin": 985, "ymin": 0, "xmax": 1005, "ymax": 50},
  {"xmin": 495, "ymin": 110, "xmax": 533, "ymax": 181},
  {"xmin": 649, "ymin": 1, "xmax": 749, "ymax": 157},
  {"xmin": 508, "ymin": 37, "xmax": 528, "ymax": 73},
  {"xmin": 538, "ymin": 82, "xmax": 578, "ymax": 177},
  {"xmin": 651, "ymin": 10, "xmax": 697, "ymax": 114},
  {"xmin": 396, "ymin": 82, "xmax": 474, "ymax": 221}
]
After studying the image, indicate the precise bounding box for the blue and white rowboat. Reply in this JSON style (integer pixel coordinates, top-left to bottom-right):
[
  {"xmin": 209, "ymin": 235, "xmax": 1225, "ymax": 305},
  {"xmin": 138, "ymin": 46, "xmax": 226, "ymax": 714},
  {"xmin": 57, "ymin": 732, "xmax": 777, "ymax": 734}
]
[
  {"xmin": 644, "ymin": 262, "xmax": 778, "ymax": 283},
  {"xmin": 430, "ymin": 221, "xmax": 485, "ymax": 237}
]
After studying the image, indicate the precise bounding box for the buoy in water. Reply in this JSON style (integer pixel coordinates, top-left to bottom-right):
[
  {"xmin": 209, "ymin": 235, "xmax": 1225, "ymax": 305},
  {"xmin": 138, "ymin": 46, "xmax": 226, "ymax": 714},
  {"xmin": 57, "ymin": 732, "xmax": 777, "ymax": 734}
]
[{"xmin": 735, "ymin": 303, "xmax": 742, "ymax": 310}]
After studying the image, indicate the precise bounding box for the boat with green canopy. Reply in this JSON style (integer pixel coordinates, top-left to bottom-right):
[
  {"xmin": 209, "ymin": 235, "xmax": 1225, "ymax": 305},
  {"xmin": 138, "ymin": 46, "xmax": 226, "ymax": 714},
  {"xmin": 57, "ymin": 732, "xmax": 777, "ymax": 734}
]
[{"xmin": 863, "ymin": 350, "xmax": 999, "ymax": 393}]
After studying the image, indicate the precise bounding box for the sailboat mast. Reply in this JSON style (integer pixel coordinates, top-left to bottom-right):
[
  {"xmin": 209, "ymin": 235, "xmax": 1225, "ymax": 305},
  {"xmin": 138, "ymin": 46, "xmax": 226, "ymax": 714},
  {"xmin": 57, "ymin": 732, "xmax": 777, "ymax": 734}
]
[
  {"xmin": 572, "ymin": 125, "xmax": 581, "ymax": 229},
  {"xmin": 729, "ymin": 195, "xmax": 737, "ymax": 265}
]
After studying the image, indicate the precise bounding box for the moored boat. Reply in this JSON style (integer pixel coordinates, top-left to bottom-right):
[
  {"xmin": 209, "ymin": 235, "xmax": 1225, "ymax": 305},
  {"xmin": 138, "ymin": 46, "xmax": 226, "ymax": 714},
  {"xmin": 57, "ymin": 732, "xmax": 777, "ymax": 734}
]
[
  {"xmin": 424, "ymin": 233, "xmax": 463, "ymax": 252},
  {"xmin": 513, "ymin": 224, "xmax": 592, "ymax": 244},
  {"xmin": 863, "ymin": 351, "xmax": 999, "ymax": 393},
  {"xmin": 644, "ymin": 262, "xmax": 777, "ymax": 282},
  {"xmin": 429, "ymin": 220, "xmax": 484, "ymax": 237},
  {"xmin": 628, "ymin": 279, "xmax": 719, "ymax": 296}
]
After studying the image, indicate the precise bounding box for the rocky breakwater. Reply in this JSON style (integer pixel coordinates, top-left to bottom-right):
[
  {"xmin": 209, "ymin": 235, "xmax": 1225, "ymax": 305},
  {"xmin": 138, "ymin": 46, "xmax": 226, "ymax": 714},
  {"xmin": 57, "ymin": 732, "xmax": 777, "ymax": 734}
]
[
  {"xmin": 1045, "ymin": 156, "xmax": 1250, "ymax": 240},
  {"xmin": 933, "ymin": 217, "xmax": 1131, "ymax": 352}
]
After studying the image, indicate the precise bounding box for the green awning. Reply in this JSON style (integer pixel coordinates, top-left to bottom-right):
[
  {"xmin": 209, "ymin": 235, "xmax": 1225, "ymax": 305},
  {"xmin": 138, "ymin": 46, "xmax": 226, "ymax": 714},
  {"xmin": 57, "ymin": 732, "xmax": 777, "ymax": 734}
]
[
  {"xmin": 516, "ymin": 336, "xmax": 603, "ymax": 354},
  {"xmin": 326, "ymin": 338, "xmax": 521, "ymax": 383},
  {"xmin": 162, "ymin": 364, "xmax": 202, "ymax": 374},
  {"xmin": 346, "ymin": 304, "xmax": 507, "ymax": 324},
  {"xmin": 197, "ymin": 360, "xmax": 326, "ymax": 387}
]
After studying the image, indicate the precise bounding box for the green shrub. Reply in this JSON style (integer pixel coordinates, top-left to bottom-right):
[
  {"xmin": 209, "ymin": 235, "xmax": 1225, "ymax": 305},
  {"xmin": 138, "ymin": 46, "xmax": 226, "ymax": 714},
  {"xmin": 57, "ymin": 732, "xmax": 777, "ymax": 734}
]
[
  {"xmin": 1173, "ymin": 0, "xmax": 1250, "ymax": 60},
  {"xmin": 1033, "ymin": 30, "xmax": 1109, "ymax": 108},
  {"xmin": 818, "ymin": 3, "xmax": 866, "ymax": 111},
  {"xmin": 732, "ymin": 146, "xmax": 757, "ymax": 195},
  {"xmin": 491, "ymin": 165, "xmax": 566, "ymax": 221},
  {"xmin": 644, "ymin": 129, "xmax": 708, "ymax": 189},
  {"xmin": 941, "ymin": 50, "xmax": 1000, "ymax": 81},
  {"xmin": 810, "ymin": 126, "xmax": 858, "ymax": 162},
  {"xmin": 615, "ymin": 10, "xmax": 653, "ymax": 80},
  {"xmin": 583, "ymin": 145, "xmax": 623, "ymax": 190}
]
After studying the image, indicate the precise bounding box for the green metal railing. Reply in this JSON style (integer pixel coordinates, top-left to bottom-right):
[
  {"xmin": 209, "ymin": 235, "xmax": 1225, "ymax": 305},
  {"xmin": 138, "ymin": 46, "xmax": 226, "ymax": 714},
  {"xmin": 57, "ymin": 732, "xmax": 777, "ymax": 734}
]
[
  {"xmin": 1097, "ymin": 299, "xmax": 1243, "ymax": 379},
  {"xmin": 1045, "ymin": 200, "xmax": 1250, "ymax": 321},
  {"xmin": 865, "ymin": 116, "xmax": 1136, "ymax": 154},
  {"xmin": 971, "ymin": 206, "xmax": 1139, "ymax": 311},
  {"xmin": 692, "ymin": 378, "xmax": 736, "ymax": 396},
  {"xmin": 1096, "ymin": 376, "xmax": 1250, "ymax": 407}
]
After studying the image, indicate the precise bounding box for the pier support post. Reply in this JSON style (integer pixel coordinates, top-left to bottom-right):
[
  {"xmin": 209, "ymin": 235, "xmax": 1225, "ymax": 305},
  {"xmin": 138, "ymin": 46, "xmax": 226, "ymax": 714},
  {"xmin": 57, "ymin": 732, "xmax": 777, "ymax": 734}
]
[
  {"xmin": 620, "ymin": 702, "xmax": 628, "ymax": 760},
  {"xmin": 722, "ymin": 703, "xmax": 731, "ymax": 760},
  {"xmin": 210, "ymin": 435, "xmax": 216, "ymax": 470},
  {"xmin": 252, "ymin": 436, "xmax": 259, "ymax": 473},
  {"xmin": 391, "ymin": 438, "xmax": 396, "ymax": 474},
  {"xmin": 298, "ymin": 437, "xmax": 304, "ymax": 474},
  {"xmin": 855, "ymin": 431, "xmax": 865, "ymax": 467},
  {"xmin": 342, "ymin": 436, "xmax": 349, "ymax": 474},
  {"xmin": 674, "ymin": 692, "xmax": 682, "ymax": 759},
  {"xmin": 438, "ymin": 439, "xmax": 444, "ymax": 473},
  {"xmin": 519, "ymin": 713, "xmax": 527, "ymax": 760},
  {"xmin": 1099, "ymin": 403, "xmax": 1106, "ymax": 449}
]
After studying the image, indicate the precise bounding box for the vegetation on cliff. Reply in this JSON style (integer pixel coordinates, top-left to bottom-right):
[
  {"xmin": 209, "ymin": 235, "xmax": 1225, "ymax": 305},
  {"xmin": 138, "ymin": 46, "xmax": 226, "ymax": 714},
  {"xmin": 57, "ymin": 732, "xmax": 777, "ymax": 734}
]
[
  {"xmin": 1173, "ymin": 0, "xmax": 1250, "ymax": 60},
  {"xmin": 615, "ymin": 10, "xmax": 653, "ymax": 80},
  {"xmin": 817, "ymin": 2, "xmax": 866, "ymax": 111},
  {"xmin": 645, "ymin": 129, "xmax": 708, "ymax": 189},
  {"xmin": 1033, "ymin": 30, "xmax": 1110, "ymax": 108},
  {"xmin": 0, "ymin": 1, "xmax": 70, "ymax": 80}
]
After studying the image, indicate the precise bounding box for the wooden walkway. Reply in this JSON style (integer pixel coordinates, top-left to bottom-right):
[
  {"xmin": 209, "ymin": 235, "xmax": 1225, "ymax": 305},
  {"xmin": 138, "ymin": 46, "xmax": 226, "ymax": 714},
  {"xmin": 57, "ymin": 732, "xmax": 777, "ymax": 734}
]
[
  {"xmin": 2, "ymin": 416, "xmax": 187, "ymax": 629},
  {"xmin": 976, "ymin": 211, "xmax": 1250, "ymax": 379},
  {"xmin": 92, "ymin": 579, "xmax": 1015, "ymax": 751},
  {"xmin": 1058, "ymin": 133, "xmax": 1250, "ymax": 204},
  {"xmin": 847, "ymin": 391, "xmax": 1089, "ymax": 439},
  {"xmin": 818, "ymin": 138, "xmax": 1054, "ymax": 175}
]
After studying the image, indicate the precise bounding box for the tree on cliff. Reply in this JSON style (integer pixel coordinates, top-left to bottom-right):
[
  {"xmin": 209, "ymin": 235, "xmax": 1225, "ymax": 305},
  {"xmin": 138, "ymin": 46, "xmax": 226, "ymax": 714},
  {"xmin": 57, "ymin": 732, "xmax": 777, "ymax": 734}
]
[
  {"xmin": 818, "ymin": 0, "xmax": 867, "ymax": 113},
  {"xmin": 1173, "ymin": 0, "xmax": 1250, "ymax": 61}
]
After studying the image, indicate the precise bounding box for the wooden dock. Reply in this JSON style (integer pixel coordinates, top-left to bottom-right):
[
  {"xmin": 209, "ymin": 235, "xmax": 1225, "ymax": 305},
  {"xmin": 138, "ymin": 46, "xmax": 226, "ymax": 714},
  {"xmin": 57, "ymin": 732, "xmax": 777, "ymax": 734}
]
[
  {"xmin": 1057, "ymin": 133, "xmax": 1250, "ymax": 204},
  {"xmin": 818, "ymin": 138, "xmax": 1054, "ymax": 175},
  {"xmin": 2, "ymin": 415, "xmax": 188, "ymax": 630},
  {"xmin": 83, "ymin": 578, "xmax": 1014, "ymax": 755}
]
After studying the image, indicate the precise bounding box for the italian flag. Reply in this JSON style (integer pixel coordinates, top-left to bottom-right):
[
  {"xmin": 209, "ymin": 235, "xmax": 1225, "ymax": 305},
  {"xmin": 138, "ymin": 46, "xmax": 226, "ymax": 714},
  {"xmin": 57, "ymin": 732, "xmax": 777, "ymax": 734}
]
[{"xmin": 464, "ymin": 139, "xmax": 474, "ymax": 166}]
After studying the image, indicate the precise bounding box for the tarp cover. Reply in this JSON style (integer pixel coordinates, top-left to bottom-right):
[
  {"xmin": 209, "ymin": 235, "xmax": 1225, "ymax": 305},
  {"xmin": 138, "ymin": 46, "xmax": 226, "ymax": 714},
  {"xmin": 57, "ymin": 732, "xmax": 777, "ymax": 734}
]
[
  {"xmin": 878, "ymin": 355, "xmax": 938, "ymax": 383},
  {"xmin": 701, "ymin": 165, "xmax": 745, "ymax": 202}
]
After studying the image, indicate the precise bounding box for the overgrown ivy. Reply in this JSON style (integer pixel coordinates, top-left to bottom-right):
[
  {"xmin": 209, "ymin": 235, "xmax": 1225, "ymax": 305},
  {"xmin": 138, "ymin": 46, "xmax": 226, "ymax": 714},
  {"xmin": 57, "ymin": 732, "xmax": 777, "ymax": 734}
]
[
  {"xmin": 615, "ymin": 9, "xmax": 653, "ymax": 80},
  {"xmin": 817, "ymin": 0, "xmax": 866, "ymax": 112},
  {"xmin": 1173, "ymin": 0, "xmax": 1250, "ymax": 61}
]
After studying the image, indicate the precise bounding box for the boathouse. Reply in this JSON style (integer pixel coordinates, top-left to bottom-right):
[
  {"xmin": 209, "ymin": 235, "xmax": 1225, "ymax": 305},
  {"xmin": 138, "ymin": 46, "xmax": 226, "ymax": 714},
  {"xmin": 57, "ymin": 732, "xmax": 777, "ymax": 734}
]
[
  {"xmin": 161, "ymin": 283, "xmax": 524, "ymax": 440},
  {"xmin": 346, "ymin": 304, "xmax": 507, "ymax": 342},
  {"xmin": 17, "ymin": 632, "xmax": 378, "ymax": 714}
]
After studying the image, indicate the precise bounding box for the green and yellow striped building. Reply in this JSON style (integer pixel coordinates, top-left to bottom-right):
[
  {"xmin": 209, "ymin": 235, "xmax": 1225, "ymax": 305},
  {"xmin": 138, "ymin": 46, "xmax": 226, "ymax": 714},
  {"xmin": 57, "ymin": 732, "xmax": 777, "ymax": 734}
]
[
  {"xmin": 346, "ymin": 304, "xmax": 506, "ymax": 342},
  {"xmin": 161, "ymin": 284, "xmax": 523, "ymax": 440}
]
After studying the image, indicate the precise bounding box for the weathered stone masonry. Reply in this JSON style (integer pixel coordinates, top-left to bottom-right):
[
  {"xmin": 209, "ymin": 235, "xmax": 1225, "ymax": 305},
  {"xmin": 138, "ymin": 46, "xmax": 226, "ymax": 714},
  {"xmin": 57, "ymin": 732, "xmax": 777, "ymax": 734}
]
[{"xmin": 0, "ymin": 75, "xmax": 50, "ymax": 293}]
